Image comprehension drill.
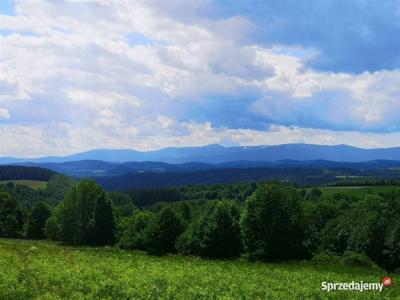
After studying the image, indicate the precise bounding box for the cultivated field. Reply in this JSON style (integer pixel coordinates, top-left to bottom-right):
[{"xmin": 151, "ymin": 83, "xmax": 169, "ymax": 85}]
[
  {"xmin": 0, "ymin": 180, "xmax": 47, "ymax": 190},
  {"xmin": 0, "ymin": 239, "xmax": 398, "ymax": 299}
]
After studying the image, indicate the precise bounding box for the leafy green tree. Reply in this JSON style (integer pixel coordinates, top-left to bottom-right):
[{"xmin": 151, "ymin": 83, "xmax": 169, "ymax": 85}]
[
  {"xmin": 109, "ymin": 192, "xmax": 136, "ymax": 217},
  {"xmin": 44, "ymin": 174, "xmax": 76, "ymax": 205},
  {"xmin": 240, "ymin": 183, "xmax": 309, "ymax": 261},
  {"xmin": 0, "ymin": 188, "xmax": 24, "ymax": 238},
  {"xmin": 178, "ymin": 200, "xmax": 241, "ymax": 258},
  {"xmin": 178, "ymin": 201, "xmax": 192, "ymax": 223},
  {"xmin": 26, "ymin": 201, "xmax": 51, "ymax": 239},
  {"xmin": 205, "ymin": 201, "xmax": 241, "ymax": 258},
  {"xmin": 119, "ymin": 211, "xmax": 154, "ymax": 250},
  {"xmin": 44, "ymin": 207, "xmax": 61, "ymax": 240},
  {"xmin": 383, "ymin": 220, "xmax": 400, "ymax": 271},
  {"xmin": 94, "ymin": 191, "xmax": 116, "ymax": 246},
  {"xmin": 145, "ymin": 206, "xmax": 184, "ymax": 255},
  {"xmin": 45, "ymin": 179, "xmax": 115, "ymax": 246}
]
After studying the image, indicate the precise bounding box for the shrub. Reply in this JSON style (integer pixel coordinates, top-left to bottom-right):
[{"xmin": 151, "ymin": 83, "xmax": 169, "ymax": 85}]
[
  {"xmin": 342, "ymin": 251, "xmax": 379, "ymax": 270},
  {"xmin": 311, "ymin": 252, "xmax": 341, "ymax": 265}
]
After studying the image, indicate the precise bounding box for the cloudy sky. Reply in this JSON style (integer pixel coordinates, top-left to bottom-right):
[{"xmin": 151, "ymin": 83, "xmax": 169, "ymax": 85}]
[{"xmin": 1, "ymin": 0, "xmax": 400, "ymax": 157}]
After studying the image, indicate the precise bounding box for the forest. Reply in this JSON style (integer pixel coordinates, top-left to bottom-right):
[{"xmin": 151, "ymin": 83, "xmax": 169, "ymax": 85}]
[{"xmin": 1, "ymin": 166, "xmax": 400, "ymax": 273}]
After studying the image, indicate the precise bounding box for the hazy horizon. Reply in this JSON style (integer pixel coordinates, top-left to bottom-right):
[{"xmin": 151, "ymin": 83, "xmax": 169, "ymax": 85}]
[
  {"xmin": 2, "ymin": 142, "xmax": 400, "ymax": 160},
  {"xmin": 1, "ymin": 0, "xmax": 400, "ymax": 157}
]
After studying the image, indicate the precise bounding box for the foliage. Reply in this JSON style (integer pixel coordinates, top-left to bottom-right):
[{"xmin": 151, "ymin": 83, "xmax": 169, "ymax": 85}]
[
  {"xmin": 94, "ymin": 191, "xmax": 116, "ymax": 246},
  {"xmin": 382, "ymin": 219, "xmax": 400, "ymax": 271},
  {"xmin": 45, "ymin": 179, "xmax": 116, "ymax": 246},
  {"xmin": 126, "ymin": 188, "xmax": 182, "ymax": 207},
  {"xmin": 108, "ymin": 192, "xmax": 136, "ymax": 217},
  {"xmin": 2, "ymin": 167, "xmax": 400, "ymax": 273},
  {"xmin": 311, "ymin": 252, "xmax": 341, "ymax": 265},
  {"xmin": 119, "ymin": 211, "xmax": 154, "ymax": 250},
  {"xmin": 44, "ymin": 174, "xmax": 76, "ymax": 205},
  {"xmin": 341, "ymin": 251, "xmax": 380, "ymax": 270},
  {"xmin": 26, "ymin": 201, "xmax": 51, "ymax": 239},
  {"xmin": 0, "ymin": 165, "xmax": 56, "ymax": 181},
  {"xmin": 0, "ymin": 187, "xmax": 24, "ymax": 238},
  {"xmin": 145, "ymin": 206, "xmax": 184, "ymax": 255},
  {"xmin": 241, "ymin": 183, "xmax": 309, "ymax": 261},
  {"xmin": 178, "ymin": 200, "xmax": 241, "ymax": 258},
  {"xmin": 97, "ymin": 164, "xmax": 400, "ymax": 191}
]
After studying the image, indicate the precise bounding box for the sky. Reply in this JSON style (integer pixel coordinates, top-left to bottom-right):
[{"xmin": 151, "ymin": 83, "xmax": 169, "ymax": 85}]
[{"xmin": 1, "ymin": 0, "xmax": 400, "ymax": 157}]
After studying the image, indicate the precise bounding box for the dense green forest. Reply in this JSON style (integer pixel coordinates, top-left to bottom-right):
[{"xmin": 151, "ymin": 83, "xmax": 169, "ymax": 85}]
[
  {"xmin": 95, "ymin": 166, "xmax": 400, "ymax": 191},
  {"xmin": 0, "ymin": 165, "xmax": 56, "ymax": 181},
  {"xmin": 1, "ymin": 166, "xmax": 400, "ymax": 272}
]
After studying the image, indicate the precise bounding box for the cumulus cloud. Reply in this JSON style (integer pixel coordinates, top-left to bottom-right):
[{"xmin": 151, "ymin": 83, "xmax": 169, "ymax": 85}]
[
  {"xmin": 0, "ymin": 0, "xmax": 399, "ymax": 156},
  {"xmin": 0, "ymin": 108, "xmax": 10, "ymax": 119},
  {"xmin": 216, "ymin": 0, "xmax": 400, "ymax": 73}
]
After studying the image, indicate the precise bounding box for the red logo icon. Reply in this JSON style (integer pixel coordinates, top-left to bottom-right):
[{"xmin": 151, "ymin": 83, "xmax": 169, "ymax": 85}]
[{"xmin": 383, "ymin": 277, "xmax": 392, "ymax": 287}]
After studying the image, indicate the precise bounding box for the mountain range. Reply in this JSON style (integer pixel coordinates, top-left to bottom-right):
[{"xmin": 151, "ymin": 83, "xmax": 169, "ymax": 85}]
[{"xmin": 1, "ymin": 143, "xmax": 400, "ymax": 164}]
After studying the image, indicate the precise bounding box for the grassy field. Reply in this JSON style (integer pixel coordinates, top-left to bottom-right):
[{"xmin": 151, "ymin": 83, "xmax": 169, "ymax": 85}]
[
  {"xmin": 0, "ymin": 239, "xmax": 398, "ymax": 299},
  {"xmin": 306, "ymin": 186, "xmax": 400, "ymax": 197},
  {"xmin": 0, "ymin": 180, "xmax": 47, "ymax": 190}
]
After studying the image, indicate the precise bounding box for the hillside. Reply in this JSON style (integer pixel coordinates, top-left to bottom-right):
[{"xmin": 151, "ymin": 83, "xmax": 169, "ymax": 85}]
[
  {"xmin": 8, "ymin": 159, "xmax": 400, "ymax": 179},
  {"xmin": 95, "ymin": 166, "xmax": 400, "ymax": 191},
  {"xmin": 0, "ymin": 180, "xmax": 48, "ymax": 190},
  {"xmin": 0, "ymin": 165, "xmax": 56, "ymax": 181},
  {"xmin": 1, "ymin": 239, "xmax": 397, "ymax": 299}
]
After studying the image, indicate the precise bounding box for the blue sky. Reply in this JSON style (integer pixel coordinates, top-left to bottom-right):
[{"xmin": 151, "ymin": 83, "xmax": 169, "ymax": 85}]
[
  {"xmin": 1, "ymin": 0, "xmax": 400, "ymax": 156},
  {"xmin": 0, "ymin": 0, "xmax": 14, "ymax": 16}
]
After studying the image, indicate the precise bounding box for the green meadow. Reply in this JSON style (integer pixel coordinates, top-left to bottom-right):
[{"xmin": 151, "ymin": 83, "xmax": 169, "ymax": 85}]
[
  {"xmin": 0, "ymin": 238, "xmax": 398, "ymax": 300},
  {"xmin": 0, "ymin": 180, "xmax": 48, "ymax": 190}
]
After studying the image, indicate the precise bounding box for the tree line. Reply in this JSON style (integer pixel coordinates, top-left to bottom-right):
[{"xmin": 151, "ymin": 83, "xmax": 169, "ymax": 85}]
[
  {"xmin": 1, "ymin": 178, "xmax": 400, "ymax": 271},
  {"xmin": 0, "ymin": 165, "xmax": 56, "ymax": 181}
]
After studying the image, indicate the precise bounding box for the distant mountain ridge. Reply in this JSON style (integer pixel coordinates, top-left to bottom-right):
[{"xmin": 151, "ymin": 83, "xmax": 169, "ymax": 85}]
[
  {"xmin": 1, "ymin": 143, "xmax": 400, "ymax": 164},
  {"xmin": 5, "ymin": 159, "xmax": 400, "ymax": 179}
]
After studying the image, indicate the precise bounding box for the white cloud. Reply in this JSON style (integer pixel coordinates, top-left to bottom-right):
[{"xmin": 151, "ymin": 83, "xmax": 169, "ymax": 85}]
[
  {"xmin": 0, "ymin": 108, "xmax": 10, "ymax": 119},
  {"xmin": 0, "ymin": 0, "xmax": 399, "ymax": 156},
  {"xmin": 1, "ymin": 121, "xmax": 400, "ymax": 158}
]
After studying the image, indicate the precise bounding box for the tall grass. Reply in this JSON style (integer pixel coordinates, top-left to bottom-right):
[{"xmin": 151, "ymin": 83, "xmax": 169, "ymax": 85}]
[{"xmin": 0, "ymin": 239, "xmax": 398, "ymax": 299}]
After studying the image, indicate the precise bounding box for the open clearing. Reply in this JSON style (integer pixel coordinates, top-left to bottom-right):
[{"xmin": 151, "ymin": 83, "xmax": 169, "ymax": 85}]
[{"xmin": 0, "ymin": 180, "xmax": 47, "ymax": 190}]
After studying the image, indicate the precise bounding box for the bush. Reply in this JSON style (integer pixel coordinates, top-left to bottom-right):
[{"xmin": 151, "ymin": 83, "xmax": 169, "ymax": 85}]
[
  {"xmin": 240, "ymin": 183, "xmax": 309, "ymax": 261},
  {"xmin": 342, "ymin": 251, "xmax": 379, "ymax": 270},
  {"xmin": 311, "ymin": 252, "xmax": 341, "ymax": 265}
]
